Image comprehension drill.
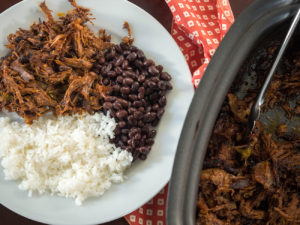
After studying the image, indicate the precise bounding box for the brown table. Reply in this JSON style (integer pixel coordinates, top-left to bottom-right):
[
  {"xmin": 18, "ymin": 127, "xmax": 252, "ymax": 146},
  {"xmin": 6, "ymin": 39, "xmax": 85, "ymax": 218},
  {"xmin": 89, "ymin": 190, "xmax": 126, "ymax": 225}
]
[{"xmin": 0, "ymin": 0, "xmax": 254, "ymax": 224}]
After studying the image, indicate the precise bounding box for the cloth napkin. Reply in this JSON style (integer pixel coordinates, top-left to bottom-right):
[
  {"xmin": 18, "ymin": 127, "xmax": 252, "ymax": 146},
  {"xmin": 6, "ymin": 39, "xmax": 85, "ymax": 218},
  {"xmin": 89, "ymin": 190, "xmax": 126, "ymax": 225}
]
[{"xmin": 125, "ymin": 0, "xmax": 234, "ymax": 224}]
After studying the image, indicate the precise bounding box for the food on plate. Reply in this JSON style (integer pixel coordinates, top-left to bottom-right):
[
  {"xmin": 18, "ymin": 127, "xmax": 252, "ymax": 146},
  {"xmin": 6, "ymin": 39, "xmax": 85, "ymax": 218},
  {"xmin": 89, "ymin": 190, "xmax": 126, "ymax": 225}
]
[
  {"xmin": 0, "ymin": 0, "xmax": 172, "ymax": 160},
  {"xmin": 95, "ymin": 43, "xmax": 173, "ymax": 160},
  {"xmin": 196, "ymin": 39, "xmax": 300, "ymax": 224},
  {"xmin": 0, "ymin": 0, "xmax": 172, "ymax": 204},
  {"xmin": 0, "ymin": 0, "xmax": 113, "ymax": 124},
  {"xmin": 0, "ymin": 113, "xmax": 132, "ymax": 206}
]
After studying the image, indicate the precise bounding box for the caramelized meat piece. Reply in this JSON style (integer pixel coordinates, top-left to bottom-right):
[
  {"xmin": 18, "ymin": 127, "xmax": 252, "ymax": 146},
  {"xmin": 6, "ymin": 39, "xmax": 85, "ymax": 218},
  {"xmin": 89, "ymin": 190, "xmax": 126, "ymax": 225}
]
[
  {"xmin": 197, "ymin": 39, "xmax": 300, "ymax": 224},
  {"xmin": 227, "ymin": 93, "xmax": 252, "ymax": 123},
  {"xmin": 253, "ymin": 161, "xmax": 274, "ymax": 191}
]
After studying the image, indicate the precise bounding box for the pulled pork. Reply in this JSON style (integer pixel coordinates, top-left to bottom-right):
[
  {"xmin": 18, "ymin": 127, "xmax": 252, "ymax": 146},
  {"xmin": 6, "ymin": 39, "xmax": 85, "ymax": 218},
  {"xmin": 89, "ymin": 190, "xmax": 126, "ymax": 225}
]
[
  {"xmin": 0, "ymin": 0, "xmax": 113, "ymax": 124},
  {"xmin": 197, "ymin": 38, "xmax": 300, "ymax": 224}
]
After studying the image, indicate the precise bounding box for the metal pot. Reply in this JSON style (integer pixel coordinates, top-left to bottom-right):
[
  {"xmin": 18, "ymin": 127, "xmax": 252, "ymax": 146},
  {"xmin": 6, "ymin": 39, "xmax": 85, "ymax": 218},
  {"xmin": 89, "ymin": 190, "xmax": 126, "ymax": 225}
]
[{"xmin": 166, "ymin": 0, "xmax": 300, "ymax": 224}]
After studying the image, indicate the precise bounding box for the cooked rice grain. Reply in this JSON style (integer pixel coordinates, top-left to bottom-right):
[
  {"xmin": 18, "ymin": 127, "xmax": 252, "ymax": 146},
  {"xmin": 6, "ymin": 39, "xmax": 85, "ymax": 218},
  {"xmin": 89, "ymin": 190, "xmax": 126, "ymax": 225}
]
[{"xmin": 0, "ymin": 113, "xmax": 133, "ymax": 205}]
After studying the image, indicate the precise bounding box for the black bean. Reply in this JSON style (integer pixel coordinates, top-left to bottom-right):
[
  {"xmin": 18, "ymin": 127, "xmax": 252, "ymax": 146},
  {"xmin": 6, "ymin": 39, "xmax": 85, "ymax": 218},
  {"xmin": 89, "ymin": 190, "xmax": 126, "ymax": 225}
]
[
  {"xmin": 110, "ymin": 48, "xmax": 116, "ymax": 58},
  {"xmin": 142, "ymin": 125, "xmax": 149, "ymax": 134},
  {"xmin": 123, "ymin": 70, "xmax": 136, "ymax": 79},
  {"xmin": 118, "ymin": 121, "xmax": 126, "ymax": 128},
  {"xmin": 121, "ymin": 135, "xmax": 128, "ymax": 143},
  {"xmin": 145, "ymin": 106, "xmax": 152, "ymax": 113},
  {"xmin": 105, "ymin": 63, "xmax": 113, "ymax": 73},
  {"xmin": 118, "ymin": 140, "xmax": 125, "ymax": 149},
  {"xmin": 109, "ymin": 109, "xmax": 116, "ymax": 117},
  {"xmin": 106, "ymin": 52, "xmax": 114, "ymax": 60},
  {"xmin": 129, "ymin": 131, "xmax": 135, "ymax": 139},
  {"xmin": 121, "ymin": 128, "xmax": 129, "ymax": 134},
  {"xmin": 134, "ymin": 60, "xmax": 143, "ymax": 69},
  {"xmin": 131, "ymin": 82, "xmax": 139, "ymax": 92},
  {"xmin": 112, "ymin": 85, "xmax": 120, "ymax": 93},
  {"xmin": 152, "ymin": 104, "xmax": 159, "ymax": 111},
  {"xmin": 161, "ymin": 72, "xmax": 172, "ymax": 81},
  {"xmin": 138, "ymin": 99, "xmax": 144, "ymax": 106},
  {"xmin": 138, "ymin": 120, "xmax": 144, "ymax": 127},
  {"xmin": 166, "ymin": 82, "xmax": 173, "ymax": 90},
  {"xmin": 114, "ymin": 126, "xmax": 121, "ymax": 135},
  {"xmin": 134, "ymin": 133, "xmax": 141, "ymax": 140},
  {"xmin": 149, "ymin": 130, "xmax": 157, "ymax": 138},
  {"xmin": 138, "ymin": 87, "xmax": 145, "ymax": 99},
  {"xmin": 120, "ymin": 86, "xmax": 130, "ymax": 94},
  {"xmin": 157, "ymin": 108, "xmax": 165, "ymax": 119},
  {"xmin": 144, "ymin": 112, "xmax": 155, "ymax": 122},
  {"xmin": 127, "ymin": 52, "xmax": 137, "ymax": 62},
  {"xmin": 128, "ymin": 107, "xmax": 136, "ymax": 114},
  {"xmin": 156, "ymin": 65, "xmax": 163, "ymax": 72},
  {"xmin": 116, "ymin": 76, "xmax": 123, "ymax": 84},
  {"xmin": 141, "ymin": 70, "xmax": 149, "ymax": 77},
  {"xmin": 126, "ymin": 146, "xmax": 133, "ymax": 152},
  {"xmin": 132, "ymin": 127, "xmax": 141, "ymax": 134},
  {"xmin": 103, "ymin": 102, "xmax": 112, "ymax": 109},
  {"xmin": 133, "ymin": 100, "xmax": 142, "ymax": 107},
  {"xmin": 138, "ymin": 106, "xmax": 145, "ymax": 112},
  {"xmin": 113, "ymin": 102, "xmax": 122, "ymax": 110},
  {"xmin": 129, "ymin": 94, "xmax": 138, "ymax": 101},
  {"xmin": 138, "ymin": 75, "xmax": 146, "ymax": 83},
  {"xmin": 159, "ymin": 96, "xmax": 167, "ymax": 107},
  {"xmin": 115, "ymin": 44, "xmax": 122, "ymax": 53},
  {"xmin": 102, "ymin": 78, "xmax": 110, "ymax": 85},
  {"xmin": 129, "ymin": 118, "xmax": 137, "ymax": 126},
  {"xmin": 101, "ymin": 66, "xmax": 106, "ymax": 75},
  {"xmin": 115, "ymin": 66, "xmax": 123, "ymax": 75},
  {"xmin": 158, "ymin": 81, "xmax": 167, "ymax": 90},
  {"xmin": 133, "ymin": 111, "xmax": 143, "ymax": 120},
  {"xmin": 144, "ymin": 59, "xmax": 154, "ymax": 67},
  {"xmin": 147, "ymin": 81, "xmax": 157, "ymax": 89},
  {"xmin": 123, "ymin": 50, "xmax": 131, "ymax": 56},
  {"xmin": 145, "ymin": 88, "xmax": 153, "ymax": 96},
  {"xmin": 115, "ymin": 55, "xmax": 124, "ymax": 67},
  {"xmin": 120, "ymin": 42, "xmax": 129, "ymax": 50},
  {"xmin": 127, "ymin": 139, "xmax": 134, "ymax": 146},
  {"xmin": 151, "ymin": 77, "xmax": 160, "ymax": 83},
  {"xmin": 150, "ymin": 93, "xmax": 159, "ymax": 101},
  {"xmin": 137, "ymin": 50, "xmax": 145, "ymax": 59},
  {"xmin": 129, "ymin": 46, "xmax": 138, "ymax": 52},
  {"xmin": 128, "ymin": 115, "xmax": 135, "ymax": 125},
  {"xmin": 148, "ymin": 65, "xmax": 160, "ymax": 75},
  {"xmin": 146, "ymin": 138, "xmax": 154, "ymax": 145},
  {"xmin": 159, "ymin": 90, "xmax": 166, "ymax": 96},
  {"xmin": 117, "ymin": 99, "xmax": 129, "ymax": 108},
  {"xmin": 107, "ymin": 71, "xmax": 116, "ymax": 78},
  {"xmin": 151, "ymin": 119, "xmax": 159, "ymax": 127},
  {"xmin": 122, "ymin": 60, "xmax": 129, "ymax": 69},
  {"xmin": 116, "ymin": 110, "xmax": 128, "ymax": 119},
  {"xmin": 123, "ymin": 77, "xmax": 134, "ymax": 86},
  {"xmin": 139, "ymin": 146, "xmax": 150, "ymax": 154},
  {"xmin": 104, "ymin": 96, "xmax": 116, "ymax": 102}
]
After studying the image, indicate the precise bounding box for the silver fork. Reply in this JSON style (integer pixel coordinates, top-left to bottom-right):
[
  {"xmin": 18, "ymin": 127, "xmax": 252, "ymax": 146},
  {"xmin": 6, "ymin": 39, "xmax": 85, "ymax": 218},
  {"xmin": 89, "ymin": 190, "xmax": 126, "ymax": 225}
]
[{"xmin": 248, "ymin": 7, "xmax": 300, "ymax": 131}]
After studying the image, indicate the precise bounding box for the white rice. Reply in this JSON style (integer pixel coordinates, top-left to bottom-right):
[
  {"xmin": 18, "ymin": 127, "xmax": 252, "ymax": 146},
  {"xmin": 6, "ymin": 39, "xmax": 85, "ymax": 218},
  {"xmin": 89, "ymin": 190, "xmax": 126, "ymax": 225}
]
[{"xmin": 0, "ymin": 112, "xmax": 133, "ymax": 205}]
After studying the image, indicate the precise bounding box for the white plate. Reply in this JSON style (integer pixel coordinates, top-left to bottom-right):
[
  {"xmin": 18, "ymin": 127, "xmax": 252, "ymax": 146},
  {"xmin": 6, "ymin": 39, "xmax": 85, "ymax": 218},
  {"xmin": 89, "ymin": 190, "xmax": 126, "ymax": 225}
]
[{"xmin": 0, "ymin": 0, "xmax": 194, "ymax": 224}]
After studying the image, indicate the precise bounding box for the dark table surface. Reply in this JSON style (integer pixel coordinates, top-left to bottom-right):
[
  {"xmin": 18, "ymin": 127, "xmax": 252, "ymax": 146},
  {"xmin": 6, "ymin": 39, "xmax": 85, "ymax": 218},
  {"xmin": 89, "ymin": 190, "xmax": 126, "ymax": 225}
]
[{"xmin": 0, "ymin": 0, "xmax": 254, "ymax": 224}]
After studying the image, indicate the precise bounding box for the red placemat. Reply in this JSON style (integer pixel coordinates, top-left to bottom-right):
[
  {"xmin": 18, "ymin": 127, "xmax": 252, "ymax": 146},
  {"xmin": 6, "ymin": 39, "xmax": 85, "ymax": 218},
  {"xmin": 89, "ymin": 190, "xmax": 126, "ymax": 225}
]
[{"xmin": 125, "ymin": 0, "xmax": 234, "ymax": 224}]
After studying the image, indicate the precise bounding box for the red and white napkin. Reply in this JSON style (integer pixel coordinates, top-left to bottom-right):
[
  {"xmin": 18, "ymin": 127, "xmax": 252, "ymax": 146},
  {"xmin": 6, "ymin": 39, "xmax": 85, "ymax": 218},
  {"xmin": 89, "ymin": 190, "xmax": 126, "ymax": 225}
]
[{"xmin": 125, "ymin": 0, "xmax": 234, "ymax": 224}]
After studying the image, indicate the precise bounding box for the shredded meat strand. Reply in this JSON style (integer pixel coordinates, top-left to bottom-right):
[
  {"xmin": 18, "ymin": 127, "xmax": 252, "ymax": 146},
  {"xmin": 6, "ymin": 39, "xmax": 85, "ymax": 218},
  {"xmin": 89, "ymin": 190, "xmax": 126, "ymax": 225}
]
[
  {"xmin": 0, "ymin": 0, "xmax": 123, "ymax": 124},
  {"xmin": 197, "ymin": 38, "xmax": 300, "ymax": 224}
]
